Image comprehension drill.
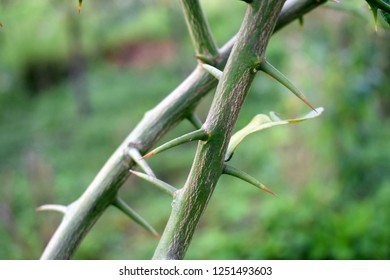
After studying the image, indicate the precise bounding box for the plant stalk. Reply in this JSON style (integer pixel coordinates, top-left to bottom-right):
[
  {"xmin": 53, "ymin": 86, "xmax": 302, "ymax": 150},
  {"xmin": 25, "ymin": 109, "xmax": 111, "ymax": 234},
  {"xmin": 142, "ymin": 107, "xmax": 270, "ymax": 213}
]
[
  {"xmin": 180, "ymin": 0, "xmax": 219, "ymax": 57},
  {"xmin": 153, "ymin": 0, "xmax": 286, "ymax": 260}
]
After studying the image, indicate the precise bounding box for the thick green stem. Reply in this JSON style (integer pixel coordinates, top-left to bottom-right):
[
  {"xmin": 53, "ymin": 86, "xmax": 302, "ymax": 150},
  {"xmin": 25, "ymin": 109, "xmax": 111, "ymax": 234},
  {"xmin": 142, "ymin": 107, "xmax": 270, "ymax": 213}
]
[
  {"xmin": 153, "ymin": 0, "xmax": 286, "ymax": 260},
  {"xmin": 40, "ymin": 0, "xmax": 326, "ymax": 260}
]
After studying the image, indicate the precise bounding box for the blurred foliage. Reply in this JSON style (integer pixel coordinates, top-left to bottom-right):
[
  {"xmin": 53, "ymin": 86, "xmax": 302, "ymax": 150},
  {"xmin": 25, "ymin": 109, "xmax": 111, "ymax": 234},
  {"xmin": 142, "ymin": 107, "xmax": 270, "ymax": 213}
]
[{"xmin": 0, "ymin": 0, "xmax": 389, "ymax": 259}]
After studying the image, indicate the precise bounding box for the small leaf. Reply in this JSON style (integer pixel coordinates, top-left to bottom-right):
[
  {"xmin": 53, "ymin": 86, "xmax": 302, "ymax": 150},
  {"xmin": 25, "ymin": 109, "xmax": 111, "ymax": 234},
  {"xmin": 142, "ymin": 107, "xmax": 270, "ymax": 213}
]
[
  {"xmin": 113, "ymin": 197, "xmax": 160, "ymax": 239},
  {"xmin": 225, "ymin": 107, "xmax": 324, "ymax": 161},
  {"xmin": 143, "ymin": 129, "xmax": 208, "ymax": 159},
  {"xmin": 129, "ymin": 170, "xmax": 177, "ymax": 197}
]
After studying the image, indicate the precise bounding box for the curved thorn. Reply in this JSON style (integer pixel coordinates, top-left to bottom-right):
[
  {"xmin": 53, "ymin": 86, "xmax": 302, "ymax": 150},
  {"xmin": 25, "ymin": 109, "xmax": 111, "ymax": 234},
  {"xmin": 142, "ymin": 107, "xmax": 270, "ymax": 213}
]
[
  {"xmin": 223, "ymin": 165, "xmax": 276, "ymax": 196},
  {"xmin": 187, "ymin": 114, "xmax": 203, "ymax": 130},
  {"xmin": 258, "ymin": 60, "xmax": 316, "ymax": 112},
  {"xmin": 129, "ymin": 170, "xmax": 177, "ymax": 197},
  {"xmin": 36, "ymin": 204, "xmax": 67, "ymax": 214},
  {"xmin": 202, "ymin": 64, "xmax": 223, "ymax": 80},
  {"xmin": 143, "ymin": 129, "xmax": 208, "ymax": 159},
  {"xmin": 113, "ymin": 197, "xmax": 160, "ymax": 239},
  {"xmin": 128, "ymin": 148, "xmax": 156, "ymax": 178}
]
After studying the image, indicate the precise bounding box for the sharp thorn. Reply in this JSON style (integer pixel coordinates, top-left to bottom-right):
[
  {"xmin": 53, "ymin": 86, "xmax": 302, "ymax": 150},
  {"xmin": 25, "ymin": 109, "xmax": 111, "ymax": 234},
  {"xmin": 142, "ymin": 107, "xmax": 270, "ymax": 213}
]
[
  {"xmin": 128, "ymin": 148, "xmax": 156, "ymax": 178},
  {"xmin": 143, "ymin": 129, "xmax": 208, "ymax": 159},
  {"xmin": 129, "ymin": 170, "xmax": 177, "ymax": 197},
  {"xmin": 258, "ymin": 60, "xmax": 316, "ymax": 112},
  {"xmin": 113, "ymin": 197, "xmax": 160, "ymax": 239},
  {"xmin": 36, "ymin": 204, "xmax": 67, "ymax": 214},
  {"xmin": 202, "ymin": 64, "xmax": 223, "ymax": 80},
  {"xmin": 223, "ymin": 165, "xmax": 276, "ymax": 196}
]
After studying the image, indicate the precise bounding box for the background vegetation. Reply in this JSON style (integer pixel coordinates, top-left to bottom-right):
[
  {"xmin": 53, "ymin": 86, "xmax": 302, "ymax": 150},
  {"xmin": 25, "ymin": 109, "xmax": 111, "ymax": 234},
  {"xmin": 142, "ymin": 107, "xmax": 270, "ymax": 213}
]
[{"xmin": 0, "ymin": 0, "xmax": 389, "ymax": 259}]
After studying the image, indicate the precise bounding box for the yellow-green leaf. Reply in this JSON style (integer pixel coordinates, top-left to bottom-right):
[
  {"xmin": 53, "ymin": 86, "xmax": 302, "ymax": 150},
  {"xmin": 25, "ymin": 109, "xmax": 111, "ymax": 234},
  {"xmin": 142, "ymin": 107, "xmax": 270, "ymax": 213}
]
[{"xmin": 225, "ymin": 107, "xmax": 324, "ymax": 161}]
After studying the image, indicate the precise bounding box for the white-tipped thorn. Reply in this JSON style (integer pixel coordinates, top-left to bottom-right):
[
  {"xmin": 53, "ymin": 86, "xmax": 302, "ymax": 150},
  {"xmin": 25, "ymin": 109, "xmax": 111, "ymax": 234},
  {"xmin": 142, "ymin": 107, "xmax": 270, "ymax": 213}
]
[
  {"xmin": 202, "ymin": 64, "xmax": 223, "ymax": 80},
  {"xmin": 36, "ymin": 204, "xmax": 67, "ymax": 214}
]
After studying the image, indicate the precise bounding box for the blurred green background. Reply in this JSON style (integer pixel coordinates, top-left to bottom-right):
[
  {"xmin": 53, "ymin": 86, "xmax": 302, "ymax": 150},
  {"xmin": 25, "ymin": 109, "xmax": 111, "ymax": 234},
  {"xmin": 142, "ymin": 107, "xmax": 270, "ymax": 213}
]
[{"xmin": 0, "ymin": 0, "xmax": 389, "ymax": 259}]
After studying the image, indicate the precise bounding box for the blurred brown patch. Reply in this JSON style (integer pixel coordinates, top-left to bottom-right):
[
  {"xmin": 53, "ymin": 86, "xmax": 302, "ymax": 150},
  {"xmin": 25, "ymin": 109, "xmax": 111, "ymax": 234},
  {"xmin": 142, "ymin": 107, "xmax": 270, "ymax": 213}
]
[{"xmin": 105, "ymin": 40, "xmax": 178, "ymax": 69}]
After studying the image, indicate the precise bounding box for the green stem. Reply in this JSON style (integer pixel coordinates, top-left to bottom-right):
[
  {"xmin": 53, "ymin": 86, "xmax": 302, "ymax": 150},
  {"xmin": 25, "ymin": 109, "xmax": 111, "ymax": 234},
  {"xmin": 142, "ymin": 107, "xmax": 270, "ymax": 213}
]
[
  {"xmin": 153, "ymin": 0, "xmax": 286, "ymax": 260},
  {"xmin": 180, "ymin": 0, "xmax": 219, "ymax": 57}
]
